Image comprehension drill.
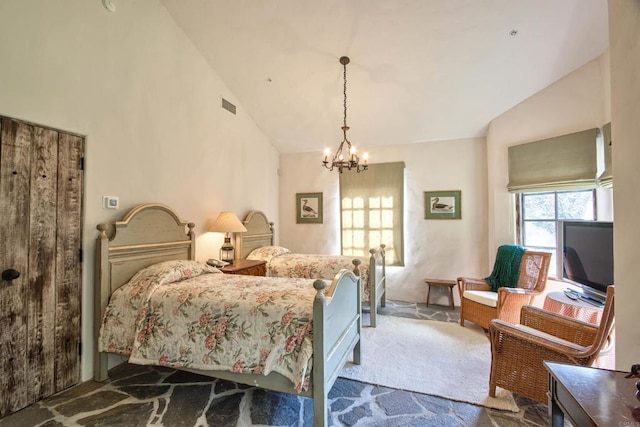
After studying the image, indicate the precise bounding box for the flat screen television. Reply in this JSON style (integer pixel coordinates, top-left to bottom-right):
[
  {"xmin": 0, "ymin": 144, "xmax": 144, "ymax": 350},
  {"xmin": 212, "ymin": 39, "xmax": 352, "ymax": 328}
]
[{"xmin": 558, "ymin": 220, "xmax": 613, "ymax": 304}]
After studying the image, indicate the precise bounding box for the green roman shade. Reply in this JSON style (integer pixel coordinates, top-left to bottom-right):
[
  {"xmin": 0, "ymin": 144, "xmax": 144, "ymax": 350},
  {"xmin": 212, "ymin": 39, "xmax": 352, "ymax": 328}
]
[
  {"xmin": 507, "ymin": 128, "xmax": 599, "ymax": 193},
  {"xmin": 340, "ymin": 161, "xmax": 405, "ymax": 266},
  {"xmin": 598, "ymin": 122, "xmax": 612, "ymax": 188}
]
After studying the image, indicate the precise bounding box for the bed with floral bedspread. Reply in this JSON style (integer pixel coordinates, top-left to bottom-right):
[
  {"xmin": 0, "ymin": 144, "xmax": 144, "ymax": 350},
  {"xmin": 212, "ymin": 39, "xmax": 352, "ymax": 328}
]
[
  {"xmin": 99, "ymin": 260, "xmax": 328, "ymax": 391},
  {"xmin": 245, "ymin": 244, "xmax": 385, "ymax": 327},
  {"xmin": 247, "ymin": 247, "xmax": 369, "ymax": 295}
]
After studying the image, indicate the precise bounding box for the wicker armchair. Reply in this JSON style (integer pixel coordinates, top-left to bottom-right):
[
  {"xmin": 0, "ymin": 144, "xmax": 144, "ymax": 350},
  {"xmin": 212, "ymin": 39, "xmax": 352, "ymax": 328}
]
[
  {"xmin": 457, "ymin": 250, "xmax": 551, "ymax": 329},
  {"xmin": 488, "ymin": 285, "xmax": 615, "ymax": 403}
]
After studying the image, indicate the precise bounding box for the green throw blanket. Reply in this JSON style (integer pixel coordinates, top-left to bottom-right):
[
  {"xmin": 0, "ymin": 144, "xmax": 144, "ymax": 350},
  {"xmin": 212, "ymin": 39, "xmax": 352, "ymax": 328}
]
[{"xmin": 484, "ymin": 245, "xmax": 526, "ymax": 291}]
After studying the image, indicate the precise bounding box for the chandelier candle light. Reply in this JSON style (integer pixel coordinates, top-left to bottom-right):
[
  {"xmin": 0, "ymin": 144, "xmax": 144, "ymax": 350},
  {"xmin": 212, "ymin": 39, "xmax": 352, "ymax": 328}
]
[
  {"xmin": 322, "ymin": 56, "xmax": 368, "ymax": 173},
  {"xmin": 209, "ymin": 211, "xmax": 247, "ymax": 263}
]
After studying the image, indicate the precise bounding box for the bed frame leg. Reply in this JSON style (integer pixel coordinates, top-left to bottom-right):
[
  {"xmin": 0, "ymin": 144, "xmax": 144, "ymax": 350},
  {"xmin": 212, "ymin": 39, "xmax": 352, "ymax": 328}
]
[
  {"xmin": 354, "ymin": 273, "xmax": 362, "ymax": 365},
  {"xmin": 380, "ymin": 244, "xmax": 386, "ymax": 307},
  {"xmin": 370, "ymin": 300, "xmax": 377, "ymax": 328},
  {"xmin": 369, "ymin": 275, "xmax": 377, "ymax": 328},
  {"xmin": 313, "ymin": 391, "xmax": 328, "ymax": 427},
  {"xmin": 94, "ymin": 352, "xmax": 108, "ymax": 382},
  {"xmin": 312, "ymin": 279, "xmax": 329, "ymax": 426}
]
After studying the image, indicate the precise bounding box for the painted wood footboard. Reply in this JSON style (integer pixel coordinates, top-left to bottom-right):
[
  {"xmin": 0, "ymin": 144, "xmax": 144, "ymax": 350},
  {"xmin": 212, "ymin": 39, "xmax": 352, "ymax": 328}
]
[
  {"xmin": 367, "ymin": 244, "xmax": 387, "ymax": 328},
  {"xmin": 93, "ymin": 203, "xmax": 361, "ymax": 426}
]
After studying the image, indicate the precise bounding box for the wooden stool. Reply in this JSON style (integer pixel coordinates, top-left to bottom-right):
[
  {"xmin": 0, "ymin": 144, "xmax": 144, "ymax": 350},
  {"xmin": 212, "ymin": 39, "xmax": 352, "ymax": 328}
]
[{"xmin": 424, "ymin": 278, "xmax": 456, "ymax": 309}]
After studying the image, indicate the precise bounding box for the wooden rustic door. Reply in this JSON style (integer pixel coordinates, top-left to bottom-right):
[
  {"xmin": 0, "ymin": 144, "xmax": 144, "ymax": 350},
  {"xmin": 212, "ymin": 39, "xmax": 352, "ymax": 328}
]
[{"xmin": 0, "ymin": 116, "xmax": 83, "ymax": 418}]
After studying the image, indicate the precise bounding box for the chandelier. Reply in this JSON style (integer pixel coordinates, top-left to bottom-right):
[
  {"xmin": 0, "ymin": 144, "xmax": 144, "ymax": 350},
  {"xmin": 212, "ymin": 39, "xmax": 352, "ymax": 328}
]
[{"xmin": 322, "ymin": 56, "xmax": 368, "ymax": 173}]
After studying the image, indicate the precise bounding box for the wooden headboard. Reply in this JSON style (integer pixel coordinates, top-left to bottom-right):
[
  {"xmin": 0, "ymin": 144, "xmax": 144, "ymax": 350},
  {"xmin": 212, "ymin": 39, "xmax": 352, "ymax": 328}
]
[
  {"xmin": 235, "ymin": 210, "xmax": 274, "ymax": 259},
  {"xmin": 94, "ymin": 203, "xmax": 195, "ymax": 380}
]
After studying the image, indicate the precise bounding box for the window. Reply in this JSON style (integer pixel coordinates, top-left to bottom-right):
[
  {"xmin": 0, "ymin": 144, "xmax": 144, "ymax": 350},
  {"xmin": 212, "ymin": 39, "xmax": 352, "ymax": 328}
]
[
  {"xmin": 517, "ymin": 190, "xmax": 596, "ymax": 275},
  {"xmin": 340, "ymin": 162, "xmax": 405, "ymax": 265}
]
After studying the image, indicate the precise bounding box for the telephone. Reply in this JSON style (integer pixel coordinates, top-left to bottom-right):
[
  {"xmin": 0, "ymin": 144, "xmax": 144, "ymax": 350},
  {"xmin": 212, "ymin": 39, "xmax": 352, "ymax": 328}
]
[{"xmin": 207, "ymin": 258, "xmax": 229, "ymax": 268}]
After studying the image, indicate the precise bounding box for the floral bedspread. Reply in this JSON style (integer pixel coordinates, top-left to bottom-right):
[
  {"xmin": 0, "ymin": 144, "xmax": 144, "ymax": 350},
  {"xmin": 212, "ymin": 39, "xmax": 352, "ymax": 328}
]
[
  {"xmin": 247, "ymin": 247, "xmax": 373, "ymax": 301},
  {"xmin": 98, "ymin": 260, "xmax": 322, "ymax": 392}
]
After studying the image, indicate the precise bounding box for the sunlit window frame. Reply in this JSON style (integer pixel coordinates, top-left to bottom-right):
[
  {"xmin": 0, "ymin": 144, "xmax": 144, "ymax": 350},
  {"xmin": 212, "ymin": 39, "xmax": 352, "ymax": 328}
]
[
  {"xmin": 515, "ymin": 189, "xmax": 597, "ymax": 251},
  {"xmin": 341, "ymin": 195, "xmax": 396, "ymax": 262}
]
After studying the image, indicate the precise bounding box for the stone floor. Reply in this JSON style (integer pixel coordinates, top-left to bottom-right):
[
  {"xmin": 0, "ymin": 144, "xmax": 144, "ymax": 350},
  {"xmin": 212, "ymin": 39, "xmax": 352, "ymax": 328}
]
[{"xmin": 0, "ymin": 301, "xmax": 552, "ymax": 427}]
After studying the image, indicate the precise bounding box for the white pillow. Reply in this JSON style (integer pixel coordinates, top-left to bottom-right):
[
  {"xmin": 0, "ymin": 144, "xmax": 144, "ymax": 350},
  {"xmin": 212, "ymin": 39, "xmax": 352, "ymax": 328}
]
[
  {"xmin": 128, "ymin": 260, "xmax": 219, "ymax": 286},
  {"xmin": 247, "ymin": 246, "xmax": 291, "ymax": 262}
]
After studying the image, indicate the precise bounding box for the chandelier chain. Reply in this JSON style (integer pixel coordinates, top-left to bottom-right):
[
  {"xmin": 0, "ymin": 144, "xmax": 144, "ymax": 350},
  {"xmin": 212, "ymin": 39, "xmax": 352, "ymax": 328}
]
[{"xmin": 343, "ymin": 61, "xmax": 348, "ymax": 129}]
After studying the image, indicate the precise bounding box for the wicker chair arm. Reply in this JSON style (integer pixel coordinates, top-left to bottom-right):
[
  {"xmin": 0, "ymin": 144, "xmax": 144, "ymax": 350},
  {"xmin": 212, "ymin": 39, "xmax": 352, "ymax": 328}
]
[
  {"xmin": 519, "ymin": 305, "xmax": 599, "ymax": 346},
  {"xmin": 492, "ymin": 289, "xmax": 537, "ymax": 322},
  {"xmin": 456, "ymin": 277, "xmax": 491, "ymax": 292},
  {"xmin": 498, "ymin": 287, "xmax": 541, "ymax": 296},
  {"xmin": 489, "ymin": 319, "xmax": 589, "ymax": 358}
]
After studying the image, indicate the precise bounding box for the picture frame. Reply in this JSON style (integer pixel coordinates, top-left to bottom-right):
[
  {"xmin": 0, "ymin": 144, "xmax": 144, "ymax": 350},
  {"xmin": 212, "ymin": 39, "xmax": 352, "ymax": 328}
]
[
  {"xmin": 424, "ymin": 190, "xmax": 461, "ymax": 220},
  {"xmin": 296, "ymin": 192, "xmax": 323, "ymax": 224}
]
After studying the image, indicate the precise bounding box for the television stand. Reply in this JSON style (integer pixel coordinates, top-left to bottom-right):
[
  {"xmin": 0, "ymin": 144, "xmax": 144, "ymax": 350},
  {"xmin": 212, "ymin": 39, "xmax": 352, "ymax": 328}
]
[{"xmin": 545, "ymin": 291, "xmax": 604, "ymax": 324}]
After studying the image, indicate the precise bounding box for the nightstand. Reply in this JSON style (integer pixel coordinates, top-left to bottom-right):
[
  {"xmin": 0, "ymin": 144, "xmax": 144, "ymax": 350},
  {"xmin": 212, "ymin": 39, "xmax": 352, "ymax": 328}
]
[{"xmin": 219, "ymin": 259, "xmax": 267, "ymax": 276}]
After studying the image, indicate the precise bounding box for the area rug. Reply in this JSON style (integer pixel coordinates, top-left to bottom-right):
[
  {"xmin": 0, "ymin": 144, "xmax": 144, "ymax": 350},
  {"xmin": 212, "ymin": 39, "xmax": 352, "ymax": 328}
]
[{"xmin": 340, "ymin": 316, "xmax": 520, "ymax": 412}]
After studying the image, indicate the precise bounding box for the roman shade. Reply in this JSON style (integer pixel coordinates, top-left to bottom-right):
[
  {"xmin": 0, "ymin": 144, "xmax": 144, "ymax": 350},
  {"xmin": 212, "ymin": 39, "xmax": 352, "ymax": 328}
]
[
  {"xmin": 340, "ymin": 161, "xmax": 405, "ymax": 266},
  {"xmin": 598, "ymin": 122, "xmax": 612, "ymax": 188},
  {"xmin": 507, "ymin": 128, "xmax": 599, "ymax": 193}
]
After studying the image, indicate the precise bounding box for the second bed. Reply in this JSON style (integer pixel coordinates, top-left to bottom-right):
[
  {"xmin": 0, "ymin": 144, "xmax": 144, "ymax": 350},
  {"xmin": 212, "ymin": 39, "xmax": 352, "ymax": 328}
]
[{"xmin": 235, "ymin": 210, "xmax": 387, "ymax": 327}]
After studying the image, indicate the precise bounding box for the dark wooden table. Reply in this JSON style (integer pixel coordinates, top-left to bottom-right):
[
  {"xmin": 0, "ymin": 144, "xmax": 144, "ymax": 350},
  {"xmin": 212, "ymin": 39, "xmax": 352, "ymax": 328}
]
[
  {"xmin": 545, "ymin": 361, "xmax": 640, "ymax": 426},
  {"xmin": 424, "ymin": 278, "xmax": 456, "ymax": 309},
  {"xmin": 219, "ymin": 259, "xmax": 267, "ymax": 276}
]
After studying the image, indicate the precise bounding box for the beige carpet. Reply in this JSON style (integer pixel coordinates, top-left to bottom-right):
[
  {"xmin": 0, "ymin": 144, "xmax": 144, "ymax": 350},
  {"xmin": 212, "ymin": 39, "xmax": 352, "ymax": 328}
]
[{"xmin": 340, "ymin": 316, "xmax": 519, "ymax": 412}]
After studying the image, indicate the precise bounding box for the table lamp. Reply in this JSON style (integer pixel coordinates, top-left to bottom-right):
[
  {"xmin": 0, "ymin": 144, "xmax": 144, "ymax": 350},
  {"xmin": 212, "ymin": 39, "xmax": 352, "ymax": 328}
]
[{"xmin": 209, "ymin": 211, "xmax": 247, "ymax": 263}]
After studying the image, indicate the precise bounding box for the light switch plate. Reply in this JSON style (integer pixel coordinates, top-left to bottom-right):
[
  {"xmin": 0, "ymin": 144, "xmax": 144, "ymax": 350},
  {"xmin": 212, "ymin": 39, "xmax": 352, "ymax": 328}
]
[{"xmin": 103, "ymin": 196, "xmax": 119, "ymax": 209}]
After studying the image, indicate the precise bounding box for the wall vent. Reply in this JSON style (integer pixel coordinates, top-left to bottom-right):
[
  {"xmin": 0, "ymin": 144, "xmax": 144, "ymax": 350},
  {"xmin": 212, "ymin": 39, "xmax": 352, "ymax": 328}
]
[{"xmin": 222, "ymin": 98, "xmax": 236, "ymax": 115}]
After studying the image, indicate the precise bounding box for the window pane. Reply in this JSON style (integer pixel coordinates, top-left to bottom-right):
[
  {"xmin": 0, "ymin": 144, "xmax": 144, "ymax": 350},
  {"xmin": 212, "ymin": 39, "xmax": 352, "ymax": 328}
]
[
  {"xmin": 353, "ymin": 210, "xmax": 365, "ymax": 228},
  {"xmin": 523, "ymin": 221, "xmax": 556, "ymax": 247},
  {"xmin": 342, "ymin": 197, "xmax": 352, "ymax": 209},
  {"xmin": 353, "ymin": 197, "xmax": 364, "ymax": 209},
  {"xmin": 369, "ymin": 197, "xmax": 380, "ymax": 209},
  {"xmin": 343, "ymin": 248, "xmax": 357, "ymax": 256},
  {"xmin": 381, "ymin": 210, "xmax": 393, "ymax": 227},
  {"xmin": 369, "ymin": 230, "xmax": 381, "ymax": 247},
  {"xmin": 369, "ymin": 210, "xmax": 381, "ymax": 228},
  {"xmin": 557, "ymin": 191, "xmax": 594, "ymax": 220},
  {"xmin": 381, "ymin": 196, "xmax": 393, "ymax": 208},
  {"xmin": 519, "ymin": 190, "xmax": 597, "ymax": 278},
  {"xmin": 342, "ymin": 229, "xmax": 353, "ymax": 247},
  {"xmin": 342, "ymin": 211, "xmax": 352, "ymax": 228},
  {"xmin": 523, "ymin": 193, "xmax": 555, "ymax": 219},
  {"xmin": 381, "ymin": 230, "xmax": 393, "ymax": 247},
  {"xmin": 353, "ymin": 230, "xmax": 365, "ymax": 248}
]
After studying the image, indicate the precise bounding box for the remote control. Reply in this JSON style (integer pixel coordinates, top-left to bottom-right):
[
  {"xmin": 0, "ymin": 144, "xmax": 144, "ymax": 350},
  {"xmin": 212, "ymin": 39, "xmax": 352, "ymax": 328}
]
[{"xmin": 565, "ymin": 290, "xmax": 579, "ymax": 300}]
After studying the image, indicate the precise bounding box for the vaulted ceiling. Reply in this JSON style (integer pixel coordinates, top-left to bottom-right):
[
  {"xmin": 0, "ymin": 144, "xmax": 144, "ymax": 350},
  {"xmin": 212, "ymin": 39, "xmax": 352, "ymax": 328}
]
[{"xmin": 160, "ymin": 0, "xmax": 609, "ymax": 154}]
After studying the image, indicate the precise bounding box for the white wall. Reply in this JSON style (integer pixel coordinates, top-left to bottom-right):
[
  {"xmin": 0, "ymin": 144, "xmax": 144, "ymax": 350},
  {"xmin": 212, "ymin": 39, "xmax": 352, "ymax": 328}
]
[
  {"xmin": 486, "ymin": 53, "xmax": 612, "ymax": 260},
  {"xmin": 0, "ymin": 1, "xmax": 279, "ymax": 381},
  {"xmin": 280, "ymin": 138, "xmax": 488, "ymax": 304},
  {"xmin": 608, "ymin": 0, "xmax": 640, "ymax": 369}
]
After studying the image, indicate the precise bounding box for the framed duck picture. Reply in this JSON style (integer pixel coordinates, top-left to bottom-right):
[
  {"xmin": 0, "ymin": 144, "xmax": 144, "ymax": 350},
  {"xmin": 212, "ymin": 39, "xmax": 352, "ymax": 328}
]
[
  {"xmin": 424, "ymin": 190, "xmax": 461, "ymax": 220},
  {"xmin": 296, "ymin": 192, "xmax": 323, "ymax": 223}
]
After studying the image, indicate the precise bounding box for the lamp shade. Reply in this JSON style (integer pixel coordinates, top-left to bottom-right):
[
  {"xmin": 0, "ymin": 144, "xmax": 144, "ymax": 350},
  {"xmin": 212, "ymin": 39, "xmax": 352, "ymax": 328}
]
[{"xmin": 209, "ymin": 212, "xmax": 247, "ymax": 233}]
